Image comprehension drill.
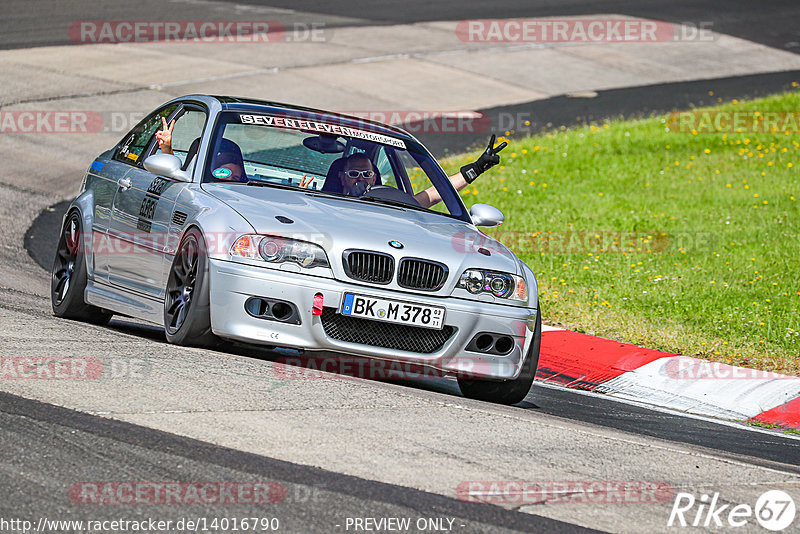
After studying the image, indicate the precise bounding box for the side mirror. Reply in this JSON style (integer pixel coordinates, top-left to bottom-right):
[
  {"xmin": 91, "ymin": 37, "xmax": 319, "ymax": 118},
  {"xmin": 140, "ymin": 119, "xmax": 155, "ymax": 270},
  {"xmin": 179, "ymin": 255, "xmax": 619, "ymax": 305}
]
[
  {"xmin": 469, "ymin": 203, "xmax": 505, "ymax": 227},
  {"xmin": 143, "ymin": 154, "xmax": 191, "ymax": 182}
]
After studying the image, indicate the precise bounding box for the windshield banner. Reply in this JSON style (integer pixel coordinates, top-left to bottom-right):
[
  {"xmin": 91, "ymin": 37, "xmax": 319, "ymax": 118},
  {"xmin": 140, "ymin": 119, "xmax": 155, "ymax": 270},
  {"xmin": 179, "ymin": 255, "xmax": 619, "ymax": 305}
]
[{"xmin": 238, "ymin": 114, "xmax": 406, "ymax": 149}]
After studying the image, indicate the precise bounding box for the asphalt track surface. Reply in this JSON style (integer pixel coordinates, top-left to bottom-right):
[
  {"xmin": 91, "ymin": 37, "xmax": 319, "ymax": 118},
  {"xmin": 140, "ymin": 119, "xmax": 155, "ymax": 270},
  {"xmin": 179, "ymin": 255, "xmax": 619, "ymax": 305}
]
[
  {"xmin": 6, "ymin": 2, "xmax": 800, "ymax": 533},
  {"xmin": 19, "ymin": 199, "xmax": 800, "ymax": 471},
  {"xmin": 3, "ymin": 0, "xmax": 800, "ymax": 155},
  {"xmin": 1, "ymin": 392, "xmax": 594, "ymax": 533},
  {"xmin": 226, "ymin": 0, "xmax": 800, "ymax": 53},
  {"xmin": 3, "ymin": 0, "xmax": 800, "ymax": 52}
]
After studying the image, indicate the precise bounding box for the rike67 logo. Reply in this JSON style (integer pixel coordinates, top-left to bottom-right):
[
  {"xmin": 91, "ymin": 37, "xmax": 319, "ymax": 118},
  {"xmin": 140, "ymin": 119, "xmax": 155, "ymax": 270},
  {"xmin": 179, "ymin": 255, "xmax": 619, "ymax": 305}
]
[{"xmin": 668, "ymin": 490, "xmax": 795, "ymax": 531}]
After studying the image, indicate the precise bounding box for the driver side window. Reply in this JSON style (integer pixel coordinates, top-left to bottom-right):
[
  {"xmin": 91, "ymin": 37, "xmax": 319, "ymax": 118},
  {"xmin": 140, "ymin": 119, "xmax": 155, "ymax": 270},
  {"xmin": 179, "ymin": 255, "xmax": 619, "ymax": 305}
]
[
  {"xmin": 114, "ymin": 105, "xmax": 177, "ymax": 165},
  {"xmin": 373, "ymin": 147, "xmax": 399, "ymax": 189},
  {"xmin": 153, "ymin": 108, "xmax": 207, "ymax": 169}
]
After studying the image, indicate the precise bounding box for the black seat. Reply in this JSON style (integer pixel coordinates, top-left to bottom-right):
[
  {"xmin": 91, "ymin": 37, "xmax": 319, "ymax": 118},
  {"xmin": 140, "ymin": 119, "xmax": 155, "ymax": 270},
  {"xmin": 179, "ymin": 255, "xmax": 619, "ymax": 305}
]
[
  {"xmin": 181, "ymin": 137, "xmax": 201, "ymax": 171},
  {"xmin": 321, "ymin": 157, "xmax": 346, "ymax": 193},
  {"xmin": 208, "ymin": 138, "xmax": 246, "ymax": 182}
]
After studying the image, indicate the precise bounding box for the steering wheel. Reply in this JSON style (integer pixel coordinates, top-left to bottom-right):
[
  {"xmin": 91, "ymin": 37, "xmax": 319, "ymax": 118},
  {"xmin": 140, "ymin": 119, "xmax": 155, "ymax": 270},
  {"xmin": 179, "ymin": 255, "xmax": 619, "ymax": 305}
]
[{"xmin": 362, "ymin": 185, "xmax": 421, "ymax": 207}]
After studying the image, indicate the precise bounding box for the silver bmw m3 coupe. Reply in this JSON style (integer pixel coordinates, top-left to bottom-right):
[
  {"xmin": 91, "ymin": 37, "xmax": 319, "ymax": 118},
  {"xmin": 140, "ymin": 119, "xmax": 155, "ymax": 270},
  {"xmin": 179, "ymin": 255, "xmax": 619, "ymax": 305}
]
[{"xmin": 52, "ymin": 95, "xmax": 541, "ymax": 404}]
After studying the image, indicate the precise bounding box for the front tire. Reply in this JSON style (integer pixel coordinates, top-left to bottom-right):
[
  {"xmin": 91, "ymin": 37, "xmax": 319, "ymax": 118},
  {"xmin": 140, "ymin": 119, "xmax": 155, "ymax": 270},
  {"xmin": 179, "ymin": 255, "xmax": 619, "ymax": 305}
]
[
  {"xmin": 458, "ymin": 307, "xmax": 541, "ymax": 405},
  {"xmin": 164, "ymin": 228, "xmax": 217, "ymax": 347},
  {"xmin": 51, "ymin": 211, "xmax": 112, "ymax": 325}
]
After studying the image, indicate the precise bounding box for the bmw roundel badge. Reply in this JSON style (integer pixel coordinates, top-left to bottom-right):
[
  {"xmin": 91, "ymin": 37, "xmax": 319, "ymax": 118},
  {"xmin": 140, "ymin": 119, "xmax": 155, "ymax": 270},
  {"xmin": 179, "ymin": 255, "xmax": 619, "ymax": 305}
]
[{"xmin": 389, "ymin": 240, "xmax": 404, "ymax": 249}]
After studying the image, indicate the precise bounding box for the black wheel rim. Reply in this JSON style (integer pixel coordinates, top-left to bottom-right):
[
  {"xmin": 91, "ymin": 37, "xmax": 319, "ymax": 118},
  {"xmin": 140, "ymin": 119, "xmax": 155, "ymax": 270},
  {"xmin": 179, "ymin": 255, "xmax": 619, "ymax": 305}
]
[
  {"xmin": 166, "ymin": 236, "xmax": 198, "ymax": 333},
  {"xmin": 52, "ymin": 214, "xmax": 80, "ymax": 305}
]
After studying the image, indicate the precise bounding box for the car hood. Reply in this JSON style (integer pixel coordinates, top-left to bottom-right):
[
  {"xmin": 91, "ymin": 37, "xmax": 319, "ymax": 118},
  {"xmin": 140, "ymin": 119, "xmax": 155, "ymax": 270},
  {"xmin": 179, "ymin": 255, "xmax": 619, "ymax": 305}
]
[{"xmin": 202, "ymin": 184, "xmax": 521, "ymax": 288}]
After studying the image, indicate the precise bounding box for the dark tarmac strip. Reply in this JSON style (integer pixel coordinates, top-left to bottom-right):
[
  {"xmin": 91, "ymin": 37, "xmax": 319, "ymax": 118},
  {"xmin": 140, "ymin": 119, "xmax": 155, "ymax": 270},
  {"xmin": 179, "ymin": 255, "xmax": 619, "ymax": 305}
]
[
  {"xmin": 416, "ymin": 70, "xmax": 800, "ymax": 156},
  {"xmin": 3, "ymin": 0, "xmax": 799, "ymax": 52},
  {"xmin": 220, "ymin": 0, "xmax": 800, "ymax": 54},
  {"xmin": 0, "ymin": 392, "xmax": 594, "ymax": 534}
]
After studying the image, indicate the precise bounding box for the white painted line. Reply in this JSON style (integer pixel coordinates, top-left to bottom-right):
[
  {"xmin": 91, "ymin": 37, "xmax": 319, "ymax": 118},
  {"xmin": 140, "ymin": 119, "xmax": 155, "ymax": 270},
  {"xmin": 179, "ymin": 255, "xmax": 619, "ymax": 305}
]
[
  {"xmin": 598, "ymin": 357, "xmax": 800, "ymax": 420},
  {"xmin": 533, "ymin": 381, "xmax": 800, "ymax": 442},
  {"xmin": 147, "ymin": 68, "xmax": 279, "ymax": 90},
  {"xmin": 169, "ymin": 0, "xmax": 298, "ymax": 14}
]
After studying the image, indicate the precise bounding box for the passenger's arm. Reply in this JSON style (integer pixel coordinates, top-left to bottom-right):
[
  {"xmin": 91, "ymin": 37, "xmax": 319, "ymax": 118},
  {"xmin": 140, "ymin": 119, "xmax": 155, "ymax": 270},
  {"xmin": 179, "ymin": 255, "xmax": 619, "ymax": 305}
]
[
  {"xmin": 414, "ymin": 172, "xmax": 469, "ymax": 209},
  {"xmin": 413, "ymin": 135, "xmax": 507, "ymax": 209}
]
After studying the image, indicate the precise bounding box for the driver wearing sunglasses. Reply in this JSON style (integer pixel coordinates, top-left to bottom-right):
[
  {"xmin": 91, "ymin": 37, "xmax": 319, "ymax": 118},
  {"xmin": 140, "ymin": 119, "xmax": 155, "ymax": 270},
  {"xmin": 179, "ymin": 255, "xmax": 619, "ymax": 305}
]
[
  {"xmin": 336, "ymin": 135, "xmax": 507, "ymax": 207},
  {"xmin": 339, "ymin": 153, "xmax": 379, "ymax": 196}
]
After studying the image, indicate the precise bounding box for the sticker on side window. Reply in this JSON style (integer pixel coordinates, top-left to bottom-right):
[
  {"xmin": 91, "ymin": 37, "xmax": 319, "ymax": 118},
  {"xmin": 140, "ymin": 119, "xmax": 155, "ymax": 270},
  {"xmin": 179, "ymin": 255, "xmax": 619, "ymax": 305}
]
[{"xmin": 212, "ymin": 168, "xmax": 232, "ymax": 179}]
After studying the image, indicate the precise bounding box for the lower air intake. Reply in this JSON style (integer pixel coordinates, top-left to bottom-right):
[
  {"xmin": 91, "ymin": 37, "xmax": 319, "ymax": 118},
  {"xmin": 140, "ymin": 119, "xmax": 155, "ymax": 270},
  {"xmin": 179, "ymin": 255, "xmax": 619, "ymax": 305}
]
[{"xmin": 320, "ymin": 308, "xmax": 455, "ymax": 353}]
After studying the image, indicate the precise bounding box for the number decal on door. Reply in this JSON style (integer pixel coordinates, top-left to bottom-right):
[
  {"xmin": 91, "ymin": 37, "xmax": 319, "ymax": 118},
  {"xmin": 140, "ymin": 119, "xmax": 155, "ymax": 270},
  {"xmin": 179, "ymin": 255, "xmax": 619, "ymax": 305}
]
[{"xmin": 137, "ymin": 177, "xmax": 170, "ymax": 232}]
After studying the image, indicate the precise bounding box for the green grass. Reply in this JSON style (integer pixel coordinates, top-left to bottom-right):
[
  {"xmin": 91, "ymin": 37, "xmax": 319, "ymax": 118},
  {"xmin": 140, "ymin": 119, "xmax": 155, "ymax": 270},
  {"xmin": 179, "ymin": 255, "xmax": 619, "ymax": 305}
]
[
  {"xmin": 747, "ymin": 420, "xmax": 800, "ymax": 435},
  {"xmin": 441, "ymin": 90, "xmax": 800, "ymax": 375}
]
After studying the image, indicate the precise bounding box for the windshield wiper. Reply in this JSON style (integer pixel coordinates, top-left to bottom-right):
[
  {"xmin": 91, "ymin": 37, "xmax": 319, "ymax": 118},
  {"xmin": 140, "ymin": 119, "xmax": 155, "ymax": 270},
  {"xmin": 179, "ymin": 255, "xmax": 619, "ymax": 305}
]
[
  {"xmin": 357, "ymin": 195, "xmax": 427, "ymax": 212},
  {"xmin": 243, "ymin": 180, "xmax": 297, "ymax": 191},
  {"xmin": 303, "ymin": 191, "xmax": 407, "ymax": 212},
  {"xmin": 304, "ymin": 190, "xmax": 360, "ymax": 202},
  {"xmin": 304, "ymin": 190, "xmax": 429, "ymax": 213}
]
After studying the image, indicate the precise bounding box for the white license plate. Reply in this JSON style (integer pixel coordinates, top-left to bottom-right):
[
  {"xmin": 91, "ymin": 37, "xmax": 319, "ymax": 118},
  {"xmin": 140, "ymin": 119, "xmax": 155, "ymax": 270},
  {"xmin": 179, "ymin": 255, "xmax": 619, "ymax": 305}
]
[{"xmin": 340, "ymin": 293, "xmax": 445, "ymax": 330}]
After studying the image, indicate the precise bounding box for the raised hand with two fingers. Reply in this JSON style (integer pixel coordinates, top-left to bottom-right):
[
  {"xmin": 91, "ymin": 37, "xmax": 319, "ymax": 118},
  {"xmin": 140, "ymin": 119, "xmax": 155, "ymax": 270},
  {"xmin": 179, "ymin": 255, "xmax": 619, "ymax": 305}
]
[{"xmin": 155, "ymin": 116, "xmax": 176, "ymax": 155}]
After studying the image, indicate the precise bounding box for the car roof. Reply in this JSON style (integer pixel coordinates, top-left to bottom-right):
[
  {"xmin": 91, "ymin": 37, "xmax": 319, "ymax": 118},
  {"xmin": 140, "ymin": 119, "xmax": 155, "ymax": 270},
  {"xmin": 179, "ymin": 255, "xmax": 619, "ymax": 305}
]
[{"xmin": 201, "ymin": 95, "xmax": 417, "ymax": 143}]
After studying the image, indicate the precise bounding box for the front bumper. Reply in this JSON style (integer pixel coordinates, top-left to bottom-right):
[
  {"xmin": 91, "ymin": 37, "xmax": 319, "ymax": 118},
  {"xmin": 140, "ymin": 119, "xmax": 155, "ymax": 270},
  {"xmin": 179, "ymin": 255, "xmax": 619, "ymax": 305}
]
[{"xmin": 208, "ymin": 259, "xmax": 538, "ymax": 380}]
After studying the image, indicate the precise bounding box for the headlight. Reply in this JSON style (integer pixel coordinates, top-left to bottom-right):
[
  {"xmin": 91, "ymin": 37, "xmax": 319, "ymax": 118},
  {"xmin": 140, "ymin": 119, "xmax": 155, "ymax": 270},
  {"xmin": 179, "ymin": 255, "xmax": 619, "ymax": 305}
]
[
  {"xmin": 230, "ymin": 235, "xmax": 329, "ymax": 269},
  {"xmin": 456, "ymin": 269, "xmax": 527, "ymax": 302}
]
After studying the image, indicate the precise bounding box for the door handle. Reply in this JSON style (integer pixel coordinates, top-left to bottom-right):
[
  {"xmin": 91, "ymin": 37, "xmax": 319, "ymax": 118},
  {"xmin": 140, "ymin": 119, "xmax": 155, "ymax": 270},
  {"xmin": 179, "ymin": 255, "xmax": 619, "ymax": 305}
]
[{"xmin": 118, "ymin": 177, "xmax": 132, "ymax": 190}]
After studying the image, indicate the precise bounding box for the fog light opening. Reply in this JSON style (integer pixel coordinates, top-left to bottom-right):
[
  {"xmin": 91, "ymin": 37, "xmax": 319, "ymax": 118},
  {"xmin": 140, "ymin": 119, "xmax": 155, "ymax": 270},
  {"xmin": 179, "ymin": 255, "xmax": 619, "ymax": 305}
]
[
  {"xmin": 245, "ymin": 297, "xmax": 269, "ymax": 316},
  {"xmin": 271, "ymin": 302, "xmax": 293, "ymax": 321}
]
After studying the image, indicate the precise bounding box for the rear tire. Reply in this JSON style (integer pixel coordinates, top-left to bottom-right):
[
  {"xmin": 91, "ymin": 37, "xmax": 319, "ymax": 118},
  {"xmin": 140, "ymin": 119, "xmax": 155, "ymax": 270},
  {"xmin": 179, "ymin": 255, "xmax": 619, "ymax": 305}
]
[
  {"xmin": 458, "ymin": 306, "xmax": 541, "ymax": 405},
  {"xmin": 51, "ymin": 211, "xmax": 113, "ymax": 325},
  {"xmin": 164, "ymin": 228, "xmax": 218, "ymax": 347}
]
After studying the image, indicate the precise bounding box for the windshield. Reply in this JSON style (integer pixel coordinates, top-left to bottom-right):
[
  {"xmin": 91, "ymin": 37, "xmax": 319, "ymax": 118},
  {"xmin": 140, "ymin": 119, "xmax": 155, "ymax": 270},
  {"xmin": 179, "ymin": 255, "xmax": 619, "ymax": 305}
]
[{"xmin": 202, "ymin": 112, "xmax": 468, "ymax": 220}]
